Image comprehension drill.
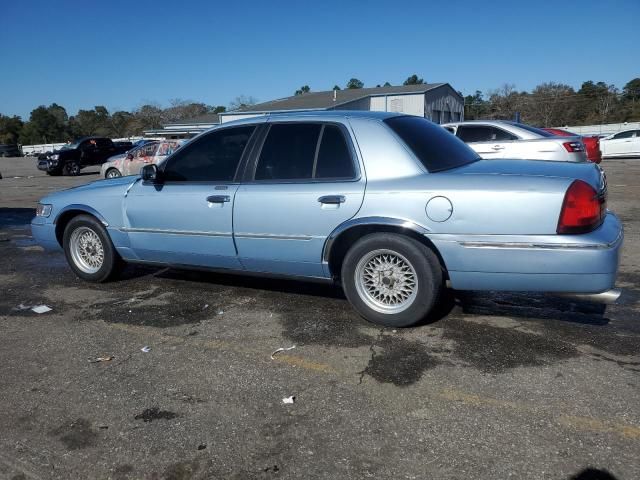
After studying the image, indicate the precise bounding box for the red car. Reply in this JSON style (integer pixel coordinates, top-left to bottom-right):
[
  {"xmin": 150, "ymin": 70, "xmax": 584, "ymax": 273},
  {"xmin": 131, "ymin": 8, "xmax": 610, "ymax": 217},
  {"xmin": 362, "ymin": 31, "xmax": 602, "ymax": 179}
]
[{"xmin": 543, "ymin": 128, "xmax": 601, "ymax": 163}]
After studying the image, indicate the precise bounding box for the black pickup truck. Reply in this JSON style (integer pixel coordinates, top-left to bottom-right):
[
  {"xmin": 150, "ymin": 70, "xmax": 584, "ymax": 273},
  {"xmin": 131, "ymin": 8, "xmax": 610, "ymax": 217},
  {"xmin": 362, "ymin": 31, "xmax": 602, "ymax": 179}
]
[{"xmin": 37, "ymin": 137, "xmax": 131, "ymax": 176}]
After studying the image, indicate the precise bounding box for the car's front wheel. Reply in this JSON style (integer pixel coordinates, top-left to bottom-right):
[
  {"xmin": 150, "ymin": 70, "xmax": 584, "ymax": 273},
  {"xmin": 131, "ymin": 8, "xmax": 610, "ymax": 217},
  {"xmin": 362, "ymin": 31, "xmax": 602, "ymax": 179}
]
[
  {"xmin": 63, "ymin": 215, "xmax": 123, "ymax": 282},
  {"xmin": 341, "ymin": 233, "xmax": 443, "ymax": 327},
  {"xmin": 105, "ymin": 168, "xmax": 122, "ymax": 178},
  {"xmin": 63, "ymin": 161, "xmax": 80, "ymax": 176}
]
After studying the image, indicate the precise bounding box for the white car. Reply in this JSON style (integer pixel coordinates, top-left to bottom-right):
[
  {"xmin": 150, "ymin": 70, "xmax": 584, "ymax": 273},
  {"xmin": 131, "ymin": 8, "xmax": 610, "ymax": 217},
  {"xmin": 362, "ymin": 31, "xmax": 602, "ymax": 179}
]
[
  {"xmin": 599, "ymin": 130, "xmax": 640, "ymax": 158},
  {"xmin": 100, "ymin": 140, "xmax": 184, "ymax": 178},
  {"xmin": 442, "ymin": 120, "xmax": 587, "ymax": 162}
]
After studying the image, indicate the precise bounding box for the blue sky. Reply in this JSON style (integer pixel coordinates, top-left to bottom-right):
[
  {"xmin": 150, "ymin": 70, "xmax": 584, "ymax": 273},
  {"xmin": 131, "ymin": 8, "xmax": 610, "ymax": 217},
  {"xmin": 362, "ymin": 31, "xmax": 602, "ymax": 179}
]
[{"xmin": 1, "ymin": 0, "xmax": 638, "ymax": 119}]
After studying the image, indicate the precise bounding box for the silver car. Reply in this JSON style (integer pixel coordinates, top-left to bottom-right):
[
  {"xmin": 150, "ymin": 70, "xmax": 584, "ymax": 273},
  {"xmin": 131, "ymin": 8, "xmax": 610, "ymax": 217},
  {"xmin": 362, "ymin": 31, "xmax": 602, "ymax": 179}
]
[
  {"xmin": 32, "ymin": 112, "xmax": 622, "ymax": 327},
  {"xmin": 443, "ymin": 120, "xmax": 588, "ymax": 162}
]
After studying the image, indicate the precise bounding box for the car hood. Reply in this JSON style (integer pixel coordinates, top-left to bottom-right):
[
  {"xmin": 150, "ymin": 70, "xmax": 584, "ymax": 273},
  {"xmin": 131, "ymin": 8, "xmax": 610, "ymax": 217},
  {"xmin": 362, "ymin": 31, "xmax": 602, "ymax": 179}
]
[
  {"xmin": 456, "ymin": 159, "xmax": 604, "ymax": 191},
  {"xmin": 39, "ymin": 176, "xmax": 137, "ymax": 204}
]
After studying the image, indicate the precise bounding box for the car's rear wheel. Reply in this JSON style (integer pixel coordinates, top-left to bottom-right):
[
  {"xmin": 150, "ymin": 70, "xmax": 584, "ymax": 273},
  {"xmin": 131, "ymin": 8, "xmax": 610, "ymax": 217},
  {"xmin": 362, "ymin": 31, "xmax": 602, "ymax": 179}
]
[
  {"xmin": 63, "ymin": 215, "xmax": 123, "ymax": 282},
  {"xmin": 341, "ymin": 233, "xmax": 443, "ymax": 327},
  {"xmin": 105, "ymin": 168, "xmax": 122, "ymax": 178},
  {"xmin": 63, "ymin": 161, "xmax": 80, "ymax": 176}
]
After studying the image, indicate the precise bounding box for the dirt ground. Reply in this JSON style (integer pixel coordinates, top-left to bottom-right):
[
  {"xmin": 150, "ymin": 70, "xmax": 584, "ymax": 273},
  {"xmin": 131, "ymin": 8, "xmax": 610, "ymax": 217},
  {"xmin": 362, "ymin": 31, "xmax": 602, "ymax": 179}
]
[{"xmin": 1, "ymin": 156, "xmax": 639, "ymax": 480}]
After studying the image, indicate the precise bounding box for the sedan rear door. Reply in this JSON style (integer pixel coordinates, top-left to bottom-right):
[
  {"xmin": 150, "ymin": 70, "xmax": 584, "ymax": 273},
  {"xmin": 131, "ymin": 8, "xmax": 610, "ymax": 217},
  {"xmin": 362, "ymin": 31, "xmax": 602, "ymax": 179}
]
[{"xmin": 233, "ymin": 121, "xmax": 365, "ymax": 277}]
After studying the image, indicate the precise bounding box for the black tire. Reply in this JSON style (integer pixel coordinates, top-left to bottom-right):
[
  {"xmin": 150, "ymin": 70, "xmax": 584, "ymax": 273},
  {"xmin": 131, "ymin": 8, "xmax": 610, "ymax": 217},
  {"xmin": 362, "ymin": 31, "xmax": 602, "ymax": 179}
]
[
  {"xmin": 105, "ymin": 168, "xmax": 122, "ymax": 179},
  {"xmin": 341, "ymin": 233, "xmax": 444, "ymax": 327},
  {"xmin": 63, "ymin": 214, "xmax": 123, "ymax": 282},
  {"xmin": 63, "ymin": 161, "xmax": 80, "ymax": 176}
]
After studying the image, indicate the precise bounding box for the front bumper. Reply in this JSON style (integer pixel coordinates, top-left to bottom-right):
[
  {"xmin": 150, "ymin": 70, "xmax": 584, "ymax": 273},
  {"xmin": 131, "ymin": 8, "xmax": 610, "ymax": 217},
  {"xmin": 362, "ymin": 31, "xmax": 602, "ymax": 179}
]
[
  {"xmin": 430, "ymin": 212, "xmax": 623, "ymax": 293},
  {"xmin": 37, "ymin": 159, "xmax": 58, "ymax": 172},
  {"xmin": 31, "ymin": 217, "xmax": 62, "ymax": 251}
]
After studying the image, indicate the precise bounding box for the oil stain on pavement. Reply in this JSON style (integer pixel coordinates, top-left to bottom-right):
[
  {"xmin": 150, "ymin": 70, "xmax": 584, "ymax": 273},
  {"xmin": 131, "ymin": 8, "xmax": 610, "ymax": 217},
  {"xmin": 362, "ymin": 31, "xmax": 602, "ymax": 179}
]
[{"xmin": 49, "ymin": 418, "xmax": 98, "ymax": 450}]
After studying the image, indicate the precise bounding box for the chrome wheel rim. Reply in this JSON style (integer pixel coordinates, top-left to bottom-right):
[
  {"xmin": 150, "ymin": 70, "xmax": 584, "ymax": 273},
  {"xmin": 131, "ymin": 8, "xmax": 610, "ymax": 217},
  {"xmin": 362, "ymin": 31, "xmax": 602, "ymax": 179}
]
[
  {"xmin": 354, "ymin": 249, "xmax": 418, "ymax": 314},
  {"xmin": 69, "ymin": 227, "xmax": 104, "ymax": 274}
]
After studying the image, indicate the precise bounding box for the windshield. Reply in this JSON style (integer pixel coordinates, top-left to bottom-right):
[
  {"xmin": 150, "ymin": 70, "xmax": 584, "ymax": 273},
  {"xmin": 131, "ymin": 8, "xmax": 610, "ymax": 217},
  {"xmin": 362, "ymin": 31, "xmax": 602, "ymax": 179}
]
[
  {"xmin": 60, "ymin": 141, "xmax": 81, "ymax": 150},
  {"xmin": 385, "ymin": 116, "xmax": 480, "ymax": 172}
]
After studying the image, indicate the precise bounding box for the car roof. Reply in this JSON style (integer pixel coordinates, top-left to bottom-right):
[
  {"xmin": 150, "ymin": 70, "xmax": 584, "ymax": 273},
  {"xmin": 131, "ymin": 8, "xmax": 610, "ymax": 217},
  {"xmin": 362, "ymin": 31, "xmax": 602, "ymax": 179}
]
[{"xmin": 219, "ymin": 110, "xmax": 405, "ymax": 128}]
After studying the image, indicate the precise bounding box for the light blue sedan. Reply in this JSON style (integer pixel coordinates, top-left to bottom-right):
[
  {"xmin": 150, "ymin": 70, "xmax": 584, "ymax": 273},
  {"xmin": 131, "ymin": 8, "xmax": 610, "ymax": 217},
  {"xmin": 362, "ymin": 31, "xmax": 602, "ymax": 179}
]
[{"xmin": 32, "ymin": 112, "xmax": 623, "ymax": 327}]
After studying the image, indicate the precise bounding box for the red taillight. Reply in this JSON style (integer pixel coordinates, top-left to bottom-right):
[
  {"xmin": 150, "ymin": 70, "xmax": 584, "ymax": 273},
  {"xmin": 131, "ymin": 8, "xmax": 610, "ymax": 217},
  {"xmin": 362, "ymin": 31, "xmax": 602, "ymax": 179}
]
[
  {"xmin": 557, "ymin": 180, "xmax": 605, "ymax": 234},
  {"xmin": 562, "ymin": 141, "xmax": 585, "ymax": 153}
]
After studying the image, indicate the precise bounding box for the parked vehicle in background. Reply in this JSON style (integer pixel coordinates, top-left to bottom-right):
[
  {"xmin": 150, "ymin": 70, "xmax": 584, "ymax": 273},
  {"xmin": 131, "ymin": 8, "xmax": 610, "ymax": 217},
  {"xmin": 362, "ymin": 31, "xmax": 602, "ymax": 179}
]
[
  {"xmin": 32, "ymin": 112, "xmax": 621, "ymax": 327},
  {"xmin": 599, "ymin": 130, "xmax": 640, "ymax": 158},
  {"xmin": 0, "ymin": 144, "xmax": 21, "ymax": 157},
  {"xmin": 36, "ymin": 137, "xmax": 130, "ymax": 176},
  {"xmin": 113, "ymin": 141, "xmax": 133, "ymax": 149},
  {"xmin": 543, "ymin": 128, "xmax": 601, "ymax": 163},
  {"xmin": 100, "ymin": 140, "xmax": 183, "ymax": 178},
  {"xmin": 442, "ymin": 120, "xmax": 587, "ymax": 162}
]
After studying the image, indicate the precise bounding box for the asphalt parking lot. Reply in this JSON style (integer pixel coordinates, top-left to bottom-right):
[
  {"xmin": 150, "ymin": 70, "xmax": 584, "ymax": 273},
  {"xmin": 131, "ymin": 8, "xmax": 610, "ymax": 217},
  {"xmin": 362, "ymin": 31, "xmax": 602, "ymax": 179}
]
[{"xmin": 1, "ymin": 157, "xmax": 639, "ymax": 479}]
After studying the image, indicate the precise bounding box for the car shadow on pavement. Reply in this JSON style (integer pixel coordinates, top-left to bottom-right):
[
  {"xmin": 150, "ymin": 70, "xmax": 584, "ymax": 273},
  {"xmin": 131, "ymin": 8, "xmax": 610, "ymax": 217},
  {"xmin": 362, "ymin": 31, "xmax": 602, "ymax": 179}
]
[
  {"xmin": 570, "ymin": 468, "xmax": 619, "ymax": 480},
  {"xmin": 140, "ymin": 265, "xmax": 346, "ymax": 300},
  {"xmin": 453, "ymin": 290, "xmax": 609, "ymax": 326},
  {"xmin": 0, "ymin": 208, "xmax": 36, "ymax": 227}
]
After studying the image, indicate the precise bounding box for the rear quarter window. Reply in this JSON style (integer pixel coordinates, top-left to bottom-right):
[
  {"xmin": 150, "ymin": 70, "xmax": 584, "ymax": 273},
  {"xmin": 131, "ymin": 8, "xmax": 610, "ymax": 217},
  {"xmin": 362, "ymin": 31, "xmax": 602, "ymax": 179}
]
[{"xmin": 384, "ymin": 116, "xmax": 480, "ymax": 172}]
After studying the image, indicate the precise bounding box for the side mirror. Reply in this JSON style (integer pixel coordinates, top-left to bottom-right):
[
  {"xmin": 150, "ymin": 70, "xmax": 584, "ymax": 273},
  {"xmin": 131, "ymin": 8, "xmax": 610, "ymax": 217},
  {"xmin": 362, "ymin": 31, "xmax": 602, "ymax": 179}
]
[
  {"xmin": 141, "ymin": 164, "xmax": 160, "ymax": 183},
  {"xmin": 126, "ymin": 153, "xmax": 134, "ymax": 160}
]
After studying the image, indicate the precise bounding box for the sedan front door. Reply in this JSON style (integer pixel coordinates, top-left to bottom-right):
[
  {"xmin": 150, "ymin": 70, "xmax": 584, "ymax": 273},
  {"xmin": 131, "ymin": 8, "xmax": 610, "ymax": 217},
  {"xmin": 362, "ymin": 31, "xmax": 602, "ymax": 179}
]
[
  {"xmin": 234, "ymin": 122, "xmax": 365, "ymax": 277},
  {"xmin": 122, "ymin": 126, "xmax": 257, "ymax": 268}
]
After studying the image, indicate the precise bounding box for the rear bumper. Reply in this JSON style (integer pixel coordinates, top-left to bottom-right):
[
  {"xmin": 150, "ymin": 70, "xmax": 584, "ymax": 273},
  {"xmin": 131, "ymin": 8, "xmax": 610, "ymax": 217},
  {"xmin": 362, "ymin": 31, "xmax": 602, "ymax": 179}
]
[{"xmin": 430, "ymin": 212, "xmax": 623, "ymax": 293}]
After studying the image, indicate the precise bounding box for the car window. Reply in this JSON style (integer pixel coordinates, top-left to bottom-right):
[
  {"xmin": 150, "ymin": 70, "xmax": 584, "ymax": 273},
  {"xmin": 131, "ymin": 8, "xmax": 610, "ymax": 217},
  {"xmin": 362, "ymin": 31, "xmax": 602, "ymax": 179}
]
[
  {"xmin": 80, "ymin": 140, "xmax": 96, "ymax": 151},
  {"xmin": 511, "ymin": 123, "xmax": 554, "ymax": 137},
  {"xmin": 315, "ymin": 125, "xmax": 355, "ymax": 179},
  {"xmin": 163, "ymin": 126, "xmax": 255, "ymax": 182},
  {"xmin": 613, "ymin": 131, "xmax": 634, "ymax": 139},
  {"xmin": 255, "ymin": 123, "xmax": 321, "ymax": 180},
  {"xmin": 157, "ymin": 141, "xmax": 180, "ymax": 157},
  {"xmin": 141, "ymin": 143, "xmax": 158, "ymax": 157},
  {"xmin": 456, "ymin": 125, "xmax": 517, "ymax": 142},
  {"xmin": 96, "ymin": 138, "xmax": 112, "ymax": 148},
  {"xmin": 384, "ymin": 116, "xmax": 480, "ymax": 173}
]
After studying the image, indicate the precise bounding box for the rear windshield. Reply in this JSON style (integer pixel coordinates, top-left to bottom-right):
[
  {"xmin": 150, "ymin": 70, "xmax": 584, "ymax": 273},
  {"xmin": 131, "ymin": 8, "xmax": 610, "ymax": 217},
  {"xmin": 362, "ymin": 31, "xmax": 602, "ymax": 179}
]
[
  {"xmin": 385, "ymin": 116, "xmax": 480, "ymax": 172},
  {"xmin": 513, "ymin": 123, "xmax": 555, "ymax": 137}
]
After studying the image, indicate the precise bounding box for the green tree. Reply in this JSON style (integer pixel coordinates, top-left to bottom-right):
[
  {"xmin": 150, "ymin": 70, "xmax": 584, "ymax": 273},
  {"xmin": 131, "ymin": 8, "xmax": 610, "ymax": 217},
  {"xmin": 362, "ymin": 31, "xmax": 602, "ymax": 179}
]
[
  {"xmin": 464, "ymin": 90, "xmax": 489, "ymax": 120},
  {"xmin": 332, "ymin": 85, "xmax": 341, "ymax": 91},
  {"xmin": 0, "ymin": 115, "xmax": 24, "ymax": 144},
  {"xmin": 622, "ymin": 78, "xmax": 640, "ymax": 100},
  {"xmin": 68, "ymin": 106, "xmax": 111, "ymax": 137},
  {"xmin": 19, "ymin": 104, "xmax": 69, "ymax": 144},
  {"xmin": 403, "ymin": 74, "xmax": 424, "ymax": 85},
  {"xmin": 383, "ymin": 82, "xmax": 392, "ymax": 87},
  {"xmin": 212, "ymin": 105, "xmax": 227, "ymax": 114},
  {"xmin": 109, "ymin": 111, "xmax": 134, "ymax": 138},
  {"xmin": 294, "ymin": 85, "xmax": 310, "ymax": 95},
  {"xmin": 346, "ymin": 78, "xmax": 364, "ymax": 89}
]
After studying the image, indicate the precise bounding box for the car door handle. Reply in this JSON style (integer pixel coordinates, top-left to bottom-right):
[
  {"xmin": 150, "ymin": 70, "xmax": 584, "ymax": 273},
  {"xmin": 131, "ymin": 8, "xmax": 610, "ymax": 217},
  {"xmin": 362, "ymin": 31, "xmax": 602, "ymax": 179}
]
[
  {"xmin": 318, "ymin": 195, "xmax": 345, "ymax": 205},
  {"xmin": 206, "ymin": 195, "xmax": 230, "ymax": 203},
  {"xmin": 491, "ymin": 145, "xmax": 505, "ymax": 150}
]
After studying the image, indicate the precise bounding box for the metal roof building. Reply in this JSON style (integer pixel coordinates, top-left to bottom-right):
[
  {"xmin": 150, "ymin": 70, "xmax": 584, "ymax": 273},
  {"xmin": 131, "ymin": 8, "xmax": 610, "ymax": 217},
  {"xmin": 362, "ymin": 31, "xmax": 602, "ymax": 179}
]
[
  {"xmin": 145, "ymin": 83, "xmax": 463, "ymax": 138},
  {"xmin": 220, "ymin": 83, "xmax": 463, "ymax": 124}
]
